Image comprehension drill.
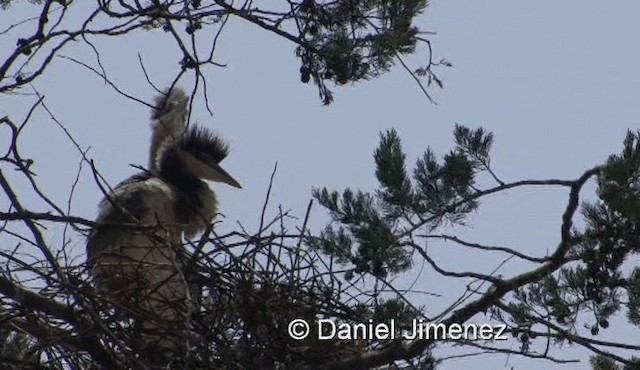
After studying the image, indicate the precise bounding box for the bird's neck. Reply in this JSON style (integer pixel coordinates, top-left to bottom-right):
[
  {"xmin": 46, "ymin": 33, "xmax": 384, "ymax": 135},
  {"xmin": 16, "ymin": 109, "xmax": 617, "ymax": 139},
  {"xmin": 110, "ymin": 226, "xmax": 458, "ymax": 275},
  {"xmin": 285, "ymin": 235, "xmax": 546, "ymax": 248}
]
[{"xmin": 159, "ymin": 149, "xmax": 207, "ymax": 225}]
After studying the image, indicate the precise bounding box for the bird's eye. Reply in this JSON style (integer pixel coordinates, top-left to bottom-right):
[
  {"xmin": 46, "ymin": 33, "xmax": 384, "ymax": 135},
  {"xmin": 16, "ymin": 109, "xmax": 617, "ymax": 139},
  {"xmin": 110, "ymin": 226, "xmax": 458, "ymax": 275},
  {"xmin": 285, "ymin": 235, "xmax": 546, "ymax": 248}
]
[{"xmin": 200, "ymin": 153, "xmax": 214, "ymax": 164}]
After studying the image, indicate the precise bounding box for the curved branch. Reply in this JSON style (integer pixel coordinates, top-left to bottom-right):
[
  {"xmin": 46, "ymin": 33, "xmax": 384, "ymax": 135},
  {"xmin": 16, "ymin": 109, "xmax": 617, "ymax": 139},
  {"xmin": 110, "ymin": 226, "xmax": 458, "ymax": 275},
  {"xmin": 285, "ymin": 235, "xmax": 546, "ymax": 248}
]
[{"xmin": 304, "ymin": 166, "xmax": 602, "ymax": 370}]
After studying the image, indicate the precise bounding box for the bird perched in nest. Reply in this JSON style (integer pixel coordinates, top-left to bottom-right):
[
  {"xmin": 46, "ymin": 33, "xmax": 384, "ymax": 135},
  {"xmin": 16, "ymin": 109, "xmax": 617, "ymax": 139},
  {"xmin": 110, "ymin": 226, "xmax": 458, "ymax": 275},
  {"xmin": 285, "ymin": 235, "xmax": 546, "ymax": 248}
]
[{"xmin": 86, "ymin": 87, "xmax": 241, "ymax": 364}]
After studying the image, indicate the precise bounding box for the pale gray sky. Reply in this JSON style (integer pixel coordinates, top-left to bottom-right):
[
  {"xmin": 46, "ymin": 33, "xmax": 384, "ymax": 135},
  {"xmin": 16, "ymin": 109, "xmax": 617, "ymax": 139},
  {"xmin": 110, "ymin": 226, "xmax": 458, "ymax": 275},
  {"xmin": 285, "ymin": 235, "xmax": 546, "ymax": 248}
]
[{"xmin": 1, "ymin": 1, "xmax": 639, "ymax": 369}]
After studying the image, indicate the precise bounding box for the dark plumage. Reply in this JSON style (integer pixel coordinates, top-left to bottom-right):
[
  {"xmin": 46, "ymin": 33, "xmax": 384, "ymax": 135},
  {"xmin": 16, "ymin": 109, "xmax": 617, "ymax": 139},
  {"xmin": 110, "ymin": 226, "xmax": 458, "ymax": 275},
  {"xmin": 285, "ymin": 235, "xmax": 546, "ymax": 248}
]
[
  {"xmin": 157, "ymin": 140, "xmax": 211, "ymax": 230},
  {"xmin": 180, "ymin": 126, "xmax": 230, "ymax": 165}
]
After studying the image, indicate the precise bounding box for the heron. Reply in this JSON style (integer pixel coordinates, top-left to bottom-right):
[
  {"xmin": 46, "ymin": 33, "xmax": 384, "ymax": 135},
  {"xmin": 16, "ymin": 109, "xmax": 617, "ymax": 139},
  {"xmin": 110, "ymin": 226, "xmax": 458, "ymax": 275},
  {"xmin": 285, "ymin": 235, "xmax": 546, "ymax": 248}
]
[{"xmin": 86, "ymin": 88, "xmax": 241, "ymax": 363}]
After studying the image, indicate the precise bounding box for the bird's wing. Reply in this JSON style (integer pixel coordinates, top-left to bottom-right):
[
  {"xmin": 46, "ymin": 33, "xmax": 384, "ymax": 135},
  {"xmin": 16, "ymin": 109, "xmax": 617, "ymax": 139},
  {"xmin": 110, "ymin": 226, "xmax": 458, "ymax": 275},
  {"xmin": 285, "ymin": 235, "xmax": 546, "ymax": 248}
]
[
  {"xmin": 87, "ymin": 174, "xmax": 192, "ymax": 355},
  {"xmin": 86, "ymin": 173, "xmax": 176, "ymax": 264}
]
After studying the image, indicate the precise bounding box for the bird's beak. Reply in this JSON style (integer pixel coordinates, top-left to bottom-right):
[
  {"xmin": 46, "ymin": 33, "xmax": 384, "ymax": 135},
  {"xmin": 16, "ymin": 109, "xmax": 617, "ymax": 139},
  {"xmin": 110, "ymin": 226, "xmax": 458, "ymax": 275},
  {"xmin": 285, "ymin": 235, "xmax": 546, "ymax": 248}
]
[
  {"xmin": 209, "ymin": 163, "xmax": 242, "ymax": 189},
  {"xmin": 181, "ymin": 151, "xmax": 242, "ymax": 188}
]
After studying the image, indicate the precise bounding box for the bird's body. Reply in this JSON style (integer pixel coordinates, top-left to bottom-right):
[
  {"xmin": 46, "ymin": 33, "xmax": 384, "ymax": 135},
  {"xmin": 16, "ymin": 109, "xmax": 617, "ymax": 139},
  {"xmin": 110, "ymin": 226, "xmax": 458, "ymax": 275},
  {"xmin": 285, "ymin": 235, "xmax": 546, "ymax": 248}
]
[
  {"xmin": 86, "ymin": 88, "xmax": 240, "ymax": 363},
  {"xmin": 88, "ymin": 173, "xmax": 192, "ymax": 355},
  {"xmin": 87, "ymin": 172, "xmax": 180, "ymax": 288}
]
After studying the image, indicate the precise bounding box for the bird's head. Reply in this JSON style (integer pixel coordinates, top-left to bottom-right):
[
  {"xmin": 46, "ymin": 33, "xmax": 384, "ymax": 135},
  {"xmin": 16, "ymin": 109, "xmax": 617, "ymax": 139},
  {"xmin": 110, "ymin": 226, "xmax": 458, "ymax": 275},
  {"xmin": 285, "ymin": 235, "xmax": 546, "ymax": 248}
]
[
  {"xmin": 149, "ymin": 87, "xmax": 190, "ymax": 171},
  {"xmin": 151, "ymin": 87, "xmax": 189, "ymax": 122},
  {"xmin": 173, "ymin": 126, "xmax": 242, "ymax": 188}
]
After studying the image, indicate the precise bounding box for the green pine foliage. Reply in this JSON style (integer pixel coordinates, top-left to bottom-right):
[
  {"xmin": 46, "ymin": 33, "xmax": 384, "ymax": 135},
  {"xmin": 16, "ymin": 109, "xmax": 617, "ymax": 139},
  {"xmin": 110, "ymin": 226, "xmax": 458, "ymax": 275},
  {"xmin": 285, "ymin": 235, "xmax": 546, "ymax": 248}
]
[
  {"xmin": 590, "ymin": 354, "xmax": 640, "ymax": 370},
  {"xmin": 312, "ymin": 125, "xmax": 640, "ymax": 367},
  {"xmin": 517, "ymin": 131, "xmax": 640, "ymax": 345},
  {"xmin": 311, "ymin": 124, "xmax": 493, "ymax": 278},
  {"xmin": 295, "ymin": 0, "xmax": 430, "ymax": 103}
]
